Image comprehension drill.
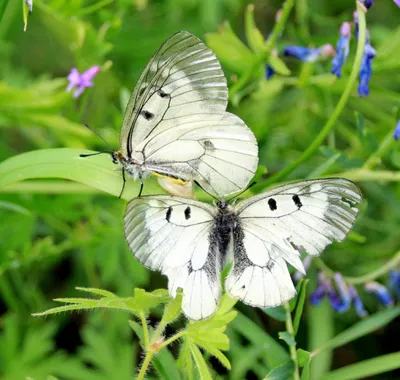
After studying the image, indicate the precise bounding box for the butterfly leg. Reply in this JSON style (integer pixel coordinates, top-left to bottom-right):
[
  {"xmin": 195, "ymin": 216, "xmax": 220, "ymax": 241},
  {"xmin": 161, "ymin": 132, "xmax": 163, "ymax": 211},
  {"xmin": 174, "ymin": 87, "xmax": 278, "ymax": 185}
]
[
  {"xmin": 138, "ymin": 181, "xmax": 144, "ymax": 197},
  {"xmin": 119, "ymin": 169, "xmax": 126, "ymax": 199}
]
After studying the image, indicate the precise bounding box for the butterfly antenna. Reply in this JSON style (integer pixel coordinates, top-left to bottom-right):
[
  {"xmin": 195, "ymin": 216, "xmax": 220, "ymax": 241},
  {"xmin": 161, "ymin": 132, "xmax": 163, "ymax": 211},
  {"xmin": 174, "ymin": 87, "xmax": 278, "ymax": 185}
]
[
  {"xmin": 83, "ymin": 123, "xmax": 113, "ymax": 150},
  {"xmin": 194, "ymin": 181, "xmax": 218, "ymax": 201},
  {"xmin": 227, "ymin": 181, "xmax": 257, "ymax": 202}
]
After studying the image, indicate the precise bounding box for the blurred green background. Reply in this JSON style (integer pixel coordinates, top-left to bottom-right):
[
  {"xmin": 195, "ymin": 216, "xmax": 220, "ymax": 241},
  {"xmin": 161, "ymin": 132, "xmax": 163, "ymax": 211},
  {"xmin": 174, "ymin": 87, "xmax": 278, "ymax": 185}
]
[{"xmin": 1, "ymin": 0, "xmax": 400, "ymax": 379}]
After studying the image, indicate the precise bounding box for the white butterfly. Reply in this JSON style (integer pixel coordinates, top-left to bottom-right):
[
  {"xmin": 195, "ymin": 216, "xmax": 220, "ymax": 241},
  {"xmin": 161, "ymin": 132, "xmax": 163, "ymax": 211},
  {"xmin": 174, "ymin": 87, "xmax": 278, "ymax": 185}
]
[
  {"xmin": 124, "ymin": 178, "xmax": 362, "ymax": 320},
  {"xmin": 111, "ymin": 31, "xmax": 258, "ymax": 197}
]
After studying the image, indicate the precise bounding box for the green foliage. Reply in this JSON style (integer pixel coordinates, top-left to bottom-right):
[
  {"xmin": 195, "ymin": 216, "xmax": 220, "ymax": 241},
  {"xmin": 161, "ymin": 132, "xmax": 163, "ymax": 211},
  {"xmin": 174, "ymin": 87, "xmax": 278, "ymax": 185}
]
[{"xmin": 1, "ymin": 0, "xmax": 400, "ymax": 379}]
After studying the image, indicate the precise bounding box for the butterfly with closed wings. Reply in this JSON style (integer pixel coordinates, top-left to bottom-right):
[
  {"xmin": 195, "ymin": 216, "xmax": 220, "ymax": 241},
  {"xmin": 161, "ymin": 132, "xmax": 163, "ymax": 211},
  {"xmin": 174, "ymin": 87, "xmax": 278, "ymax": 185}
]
[
  {"xmin": 94, "ymin": 31, "xmax": 258, "ymax": 197},
  {"xmin": 124, "ymin": 178, "xmax": 362, "ymax": 320}
]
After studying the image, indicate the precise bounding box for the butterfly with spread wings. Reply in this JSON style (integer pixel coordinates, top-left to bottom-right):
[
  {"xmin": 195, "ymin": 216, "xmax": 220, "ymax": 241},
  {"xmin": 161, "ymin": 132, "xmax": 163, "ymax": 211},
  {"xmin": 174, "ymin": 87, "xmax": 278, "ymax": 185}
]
[
  {"xmin": 108, "ymin": 31, "xmax": 258, "ymax": 197},
  {"xmin": 123, "ymin": 178, "xmax": 362, "ymax": 320}
]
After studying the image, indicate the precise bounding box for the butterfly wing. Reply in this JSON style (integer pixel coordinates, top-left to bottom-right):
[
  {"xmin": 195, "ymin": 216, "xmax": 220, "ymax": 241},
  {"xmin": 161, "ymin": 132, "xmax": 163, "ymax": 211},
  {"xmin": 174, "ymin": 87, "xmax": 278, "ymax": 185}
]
[
  {"xmin": 124, "ymin": 195, "xmax": 221, "ymax": 320},
  {"xmin": 120, "ymin": 31, "xmax": 227, "ymax": 158},
  {"xmin": 226, "ymin": 178, "xmax": 362, "ymax": 308},
  {"xmin": 120, "ymin": 31, "xmax": 258, "ymax": 196}
]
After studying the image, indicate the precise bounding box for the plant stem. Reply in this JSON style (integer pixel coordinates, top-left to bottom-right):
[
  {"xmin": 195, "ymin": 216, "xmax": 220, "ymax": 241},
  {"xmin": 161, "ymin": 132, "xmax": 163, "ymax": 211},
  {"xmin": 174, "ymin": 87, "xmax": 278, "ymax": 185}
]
[
  {"xmin": 337, "ymin": 169, "xmax": 400, "ymax": 182},
  {"xmin": 140, "ymin": 312, "xmax": 149, "ymax": 348},
  {"xmin": 363, "ymin": 129, "xmax": 396, "ymax": 169},
  {"xmin": 158, "ymin": 330, "xmax": 187, "ymax": 350},
  {"xmin": 229, "ymin": 0, "xmax": 295, "ymax": 102},
  {"xmin": 258, "ymin": 3, "xmax": 367, "ymax": 190},
  {"xmin": 283, "ymin": 302, "xmax": 300, "ymax": 380},
  {"xmin": 137, "ymin": 350, "xmax": 155, "ymax": 380},
  {"xmin": 314, "ymin": 249, "xmax": 400, "ymax": 284}
]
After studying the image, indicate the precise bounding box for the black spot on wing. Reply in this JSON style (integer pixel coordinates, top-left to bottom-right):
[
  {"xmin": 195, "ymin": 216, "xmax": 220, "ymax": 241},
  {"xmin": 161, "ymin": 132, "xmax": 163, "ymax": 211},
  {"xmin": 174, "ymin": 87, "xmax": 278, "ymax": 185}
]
[
  {"xmin": 157, "ymin": 89, "xmax": 170, "ymax": 98},
  {"xmin": 268, "ymin": 198, "xmax": 277, "ymax": 211},
  {"xmin": 184, "ymin": 206, "xmax": 191, "ymax": 220},
  {"xmin": 203, "ymin": 140, "xmax": 216, "ymax": 151},
  {"xmin": 292, "ymin": 194, "xmax": 303, "ymax": 208},
  {"xmin": 166, "ymin": 206, "xmax": 172, "ymax": 222},
  {"xmin": 140, "ymin": 110, "xmax": 154, "ymax": 120}
]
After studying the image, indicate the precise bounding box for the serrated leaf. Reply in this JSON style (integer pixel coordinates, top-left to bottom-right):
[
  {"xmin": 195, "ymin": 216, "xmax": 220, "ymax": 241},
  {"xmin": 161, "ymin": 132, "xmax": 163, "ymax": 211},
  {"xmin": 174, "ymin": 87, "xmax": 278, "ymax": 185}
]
[
  {"xmin": 293, "ymin": 279, "xmax": 309, "ymax": 335},
  {"xmin": 269, "ymin": 55, "xmax": 291, "ymax": 76},
  {"xmin": 161, "ymin": 290, "xmax": 183, "ymax": 325},
  {"xmin": 279, "ymin": 331, "xmax": 296, "ymax": 347},
  {"xmin": 134, "ymin": 288, "xmax": 170, "ymax": 315},
  {"xmin": 75, "ymin": 287, "xmax": 117, "ymax": 298},
  {"xmin": 189, "ymin": 342, "xmax": 212, "ymax": 380},
  {"xmin": 313, "ymin": 306, "xmax": 400, "ymax": 356},
  {"xmin": 245, "ymin": 4, "xmax": 266, "ymax": 54},
  {"xmin": 263, "ymin": 360, "xmax": 294, "ymax": 380},
  {"xmin": 205, "ymin": 22, "xmax": 256, "ymax": 74}
]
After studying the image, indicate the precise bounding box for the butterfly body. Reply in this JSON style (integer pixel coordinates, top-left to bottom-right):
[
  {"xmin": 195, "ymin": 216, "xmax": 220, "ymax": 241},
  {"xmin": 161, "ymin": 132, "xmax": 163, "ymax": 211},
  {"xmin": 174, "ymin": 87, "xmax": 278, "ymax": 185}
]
[{"xmin": 124, "ymin": 178, "xmax": 362, "ymax": 320}]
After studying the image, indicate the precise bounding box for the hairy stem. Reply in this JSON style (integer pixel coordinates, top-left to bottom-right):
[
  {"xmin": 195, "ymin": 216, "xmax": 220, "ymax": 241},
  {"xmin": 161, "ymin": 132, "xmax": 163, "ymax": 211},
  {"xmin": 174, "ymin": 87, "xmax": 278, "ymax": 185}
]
[
  {"xmin": 258, "ymin": 2, "xmax": 367, "ymax": 189},
  {"xmin": 137, "ymin": 350, "xmax": 155, "ymax": 380}
]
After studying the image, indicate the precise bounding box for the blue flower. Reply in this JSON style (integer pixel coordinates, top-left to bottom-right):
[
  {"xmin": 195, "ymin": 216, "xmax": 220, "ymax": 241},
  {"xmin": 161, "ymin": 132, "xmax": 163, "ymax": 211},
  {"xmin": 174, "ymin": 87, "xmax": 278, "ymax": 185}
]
[
  {"xmin": 331, "ymin": 22, "xmax": 351, "ymax": 78},
  {"xmin": 331, "ymin": 273, "xmax": 352, "ymax": 312},
  {"xmin": 358, "ymin": 42, "xmax": 376, "ymax": 97},
  {"xmin": 359, "ymin": 0, "xmax": 374, "ymax": 9},
  {"xmin": 365, "ymin": 281, "xmax": 394, "ymax": 306},
  {"xmin": 389, "ymin": 270, "xmax": 400, "ymax": 298},
  {"xmin": 393, "ymin": 120, "xmax": 400, "ymax": 140},
  {"xmin": 353, "ymin": 11, "xmax": 359, "ymax": 40},
  {"xmin": 265, "ymin": 65, "xmax": 275, "ymax": 80},
  {"xmin": 310, "ymin": 272, "xmax": 330, "ymax": 305},
  {"xmin": 283, "ymin": 44, "xmax": 334, "ymax": 62},
  {"xmin": 349, "ymin": 286, "xmax": 368, "ymax": 317},
  {"xmin": 67, "ymin": 65, "xmax": 101, "ymax": 98}
]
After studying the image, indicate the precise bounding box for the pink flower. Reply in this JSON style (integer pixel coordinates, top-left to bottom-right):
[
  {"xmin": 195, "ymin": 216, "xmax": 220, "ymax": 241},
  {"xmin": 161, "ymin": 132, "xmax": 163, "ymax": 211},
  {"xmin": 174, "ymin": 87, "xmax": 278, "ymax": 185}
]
[{"xmin": 67, "ymin": 66, "xmax": 100, "ymax": 98}]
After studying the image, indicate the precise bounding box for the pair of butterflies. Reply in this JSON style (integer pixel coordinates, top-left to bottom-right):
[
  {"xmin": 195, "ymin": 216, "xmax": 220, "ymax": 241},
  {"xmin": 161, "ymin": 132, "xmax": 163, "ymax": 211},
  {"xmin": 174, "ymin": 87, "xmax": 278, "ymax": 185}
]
[{"xmin": 91, "ymin": 31, "xmax": 362, "ymax": 320}]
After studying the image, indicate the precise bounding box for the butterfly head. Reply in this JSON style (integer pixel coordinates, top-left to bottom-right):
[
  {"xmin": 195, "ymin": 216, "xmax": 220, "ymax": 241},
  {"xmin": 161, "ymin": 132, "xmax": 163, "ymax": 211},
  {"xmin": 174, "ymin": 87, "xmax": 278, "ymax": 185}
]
[
  {"xmin": 216, "ymin": 199, "xmax": 229, "ymax": 210},
  {"xmin": 111, "ymin": 150, "xmax": 123, "ymax": 165}
]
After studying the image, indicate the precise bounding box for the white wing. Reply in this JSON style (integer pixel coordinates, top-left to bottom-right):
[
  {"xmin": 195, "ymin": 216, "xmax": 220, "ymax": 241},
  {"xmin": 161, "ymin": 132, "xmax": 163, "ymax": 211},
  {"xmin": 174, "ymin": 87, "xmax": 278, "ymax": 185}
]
[
  {"xmin": 124, "ymin": 195, "xmax": 221, "ymax": 320},
  {"xmin": 141, "ymin": 112, "xmax": 258, "ymax": 196},
  {"xmin": 226, "ymin": 178, "xmax": 362, "ymax": 308},
  {"xmin": 120, "ymin": 31, "xmax": 258, "ymax": 197}
]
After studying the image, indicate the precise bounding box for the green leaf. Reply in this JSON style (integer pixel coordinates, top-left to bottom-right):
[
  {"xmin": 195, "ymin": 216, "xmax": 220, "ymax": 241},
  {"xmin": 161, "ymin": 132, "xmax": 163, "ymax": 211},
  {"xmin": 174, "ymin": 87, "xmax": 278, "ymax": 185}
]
[
  {"xmin": 0, "ymin": 200, "xmax": 31, "ymax": 216},
  {"xmin": 263, "ymin": 306, "xmax": 286, "ymax": 322},
  {"xmin": 189, "ymin": 342, "xmax": 212, "ymax": 380},
  {"xmin": 293, "ymin": 279, "xmax": 309, "ymax": 335},
  {"xmin": 322, "ymin": 352, "xmax": 400, "ymax": 380},
  {"xmin": 0, "ymin": 148, "xmax": 163, "ymax": 200},
  {"xmin": 279, "ymin": 331, "xmax": 296, "ymax": 347},
  {"xmin": 231, "ymin": 313, "xmax": 290, "ymax": 368},
  {"xmin": 161, "ymin": 290, "xmax": 183, "ymax": 325},
  {"xmin": 245, "ymin": 4, "xmax": 266, "ymax": 54},
  {"xmin": 153, "ymin": 348, "xmax": 182, "ymax": 380},
  {"xmin": 263, "ymin": 360, "xmax": 294, "ymax": 380},
  {"xmin": 134, "ymin": 288, "xmax": 170, "ymax": 315},
  {"xmin": 205, "ymin": 22, "xmax": 256, "ymax": 74},
  {"xmin": 75, "ymin": 287, "xmax": 117, "ymax": 298},
  {"xmin": 128, "ymin": 320, "xmax": 144, "ymax": 342},
  {"xmin": 297, "ymin": 349, "xmax": 311, "ymax": 380},
  {"xmin": 177, "ymin": 339, "xmax": 194, "ymax": 380},
  {"xmin": 313, "ymin": 306, "xmax": 400, "ymax": 356},
  {"xmin": 269, "ymin": 55, "xmax": 291, "ymax": 76}
]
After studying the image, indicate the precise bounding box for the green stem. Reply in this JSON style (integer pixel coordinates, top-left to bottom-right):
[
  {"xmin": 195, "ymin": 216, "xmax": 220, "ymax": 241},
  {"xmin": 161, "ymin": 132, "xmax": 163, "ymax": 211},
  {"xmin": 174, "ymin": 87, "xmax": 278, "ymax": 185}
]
[
  {"xmin": 158, "ymin": 330, "xmax": 187, "ymax": 350},
  {"xmin": 258, "ymin": 3, "xmax": 367, "ymax": 189},
  {"xmin": 229, "ymin": 0, "xmax": 295, "ymax": 102},
  {"xmin": 283, "ymin": 302, "xmax": 300, "ymax": 380},
  {"xmin": 314, "ymin": 249, "xmax": 400, "ymax": 285},
  {"xmin": 363, "ymin": 129, "xmax": 396, "ymax": 169},
  {"xmin": 140, "ymin": 312, "xmax": 149, "ymax": 348},
  {"xmin": 137, "ymin": 350, "xmax": 155, "ymax": 380},
  {"xmin": 337, "ymin": 169, "xmax": 400, "ymax": 182}
]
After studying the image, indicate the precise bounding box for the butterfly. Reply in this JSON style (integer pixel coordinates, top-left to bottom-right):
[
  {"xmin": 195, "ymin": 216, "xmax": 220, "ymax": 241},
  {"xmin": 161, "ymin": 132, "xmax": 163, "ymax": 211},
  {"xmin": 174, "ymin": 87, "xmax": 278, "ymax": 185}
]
[
  {"xmin": 123, "ymin": 178, "xmax": 362, "ymax": 320},
  {"xmin": 109, "ymin": 31, "xmax": 258, "ymax": 197}
]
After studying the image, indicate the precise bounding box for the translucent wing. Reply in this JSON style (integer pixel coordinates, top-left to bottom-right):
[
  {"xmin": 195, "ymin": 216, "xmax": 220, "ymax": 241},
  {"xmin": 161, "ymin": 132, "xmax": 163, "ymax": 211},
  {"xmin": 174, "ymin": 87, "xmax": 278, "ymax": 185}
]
[
  {"xmin": 120, "ymin": 31, "xmax": 228, "ymax": 157},
  {"xmin": 226, "ymin": 178, "xmax": 362, "ymax": 308},
  {"xmin": 124, "ymin": 195, "xmax": 221, "ymax": 320},
  {"xmin": 140, "ymin": 112, "xmax": 258, "ymax": 196}
]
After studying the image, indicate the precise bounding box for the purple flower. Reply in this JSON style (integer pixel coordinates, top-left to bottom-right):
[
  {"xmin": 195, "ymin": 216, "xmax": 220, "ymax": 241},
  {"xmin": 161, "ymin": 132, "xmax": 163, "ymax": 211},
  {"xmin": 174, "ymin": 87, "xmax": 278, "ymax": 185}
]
[
  {"xmin": 358, "ymin": 42, "xmax": 376, "ymax": 97},
  {"xmin": 365, "ymin": 281, "xmax": 394, "ymax": 306},
  {"xmin": 353, "ymin": 11, "xmax": 359, "ymax": 40},
  {"xmin": 310, "ymin": 272, "xmax": 330, "ymax": 305},
  {"xmin": 331, "ymin": 22, "xmax": 351, "ymax": 78},
  {"xmin": 349, "ymin": 286, "xmax": 368, "ymax": 317},
  {"xmin": 67, "ymin": 66, "xmax": 100, "ymax": 98},
  {"xmin": 331, "ymin": 273, "xmax": 351, "ymax": 312},
  {"xmin": 393, "ymin": 120, "xmax": 400, "ymax": 140},
  {"xmin": 359, "ymin": 0, "xmax": 374, "ymax": 9},
  {"xmin": 283, "ymin": 44, "xmax": 334, "ymax": 62},
  {"xmin": 394, "ymin": 0, "xmax": 400, "ymax": 7}
]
